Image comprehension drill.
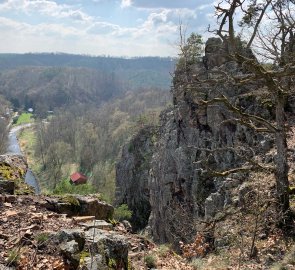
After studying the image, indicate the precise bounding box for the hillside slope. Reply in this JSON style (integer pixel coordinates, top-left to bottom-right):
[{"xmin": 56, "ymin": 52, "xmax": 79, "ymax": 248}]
[
  {"xmin": 0, "ymin": 66, "xmax": 124, "ymax": 115},
  {"xmin": 0, "ymin": 54, "xmax": 175, "ymax": 89}
]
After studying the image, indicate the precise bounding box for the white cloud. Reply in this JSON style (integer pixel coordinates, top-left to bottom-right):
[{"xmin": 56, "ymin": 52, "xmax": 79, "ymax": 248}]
[
  {"xmin": 120, "ymin": 0, "xmax": 132, "ymax": 8},
  {"xmin": 0, "ymin": 15, "xmax": 178, "ymax": 56},
  {"xmin": 0, "ymin": 0, "xmax": 93, "ymax": 22},
  {"xmin": 0, "ymin": 0, "xmax": 210, "ymax": 56}
]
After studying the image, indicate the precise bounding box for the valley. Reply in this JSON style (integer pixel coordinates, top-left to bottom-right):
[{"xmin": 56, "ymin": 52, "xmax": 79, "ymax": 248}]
[{"xmin": 1, "ymin": 1, "xmax": 295, "ymax": 269}]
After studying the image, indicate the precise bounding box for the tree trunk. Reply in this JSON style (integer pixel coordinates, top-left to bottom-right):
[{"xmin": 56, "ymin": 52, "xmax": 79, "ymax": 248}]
[{"xmin": 274, "ymin": 95, "xmax": 290, "ymax": 218}]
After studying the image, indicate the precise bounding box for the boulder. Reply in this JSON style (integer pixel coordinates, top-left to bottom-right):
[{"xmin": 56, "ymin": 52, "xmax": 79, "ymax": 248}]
[
  {"xmin": 60, "ymin": 240, "xmax": 80, "ymax": 269},
  {"xmin": 54, "ymin": 229, "xmax": 86, "ymax": 270},
  {"xmin": 85, "ymin": 228, "xmax": 129, "ymax": 270},
  {"xmin": 54, "ymin": 227, "xmax": 129, "ymax": 270},
  {"xmin": 57, "ymin": 229, "xmax": 85, "ymax": 251}
]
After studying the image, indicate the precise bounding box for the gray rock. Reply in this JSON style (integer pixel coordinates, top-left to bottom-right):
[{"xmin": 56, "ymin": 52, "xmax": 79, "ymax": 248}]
[
  {"xmin": 0, "ymin": 264, "xmax": 15, "ymax": 270},
  {"xmin": 85, "ymin": 229, "xmax": 129, "ymax": 270},
  {"xmin": 79, "ymin": 220, "xmax": 113, "ymax": 231},
  {"xmin": 238, "ymin": 182, "xmax": 254, "ymax": 207},
  {"xmin": 260, "ymin": 139, "xmax": 273, "ymax": 152},
  {"xmin": 60, "ymin": 240, "xmax": 80, "ymax": 269},
  {"xmin": 43, "ymin": 196, "xmax": 114, "ymax": 220},
  {"xmin": 121, "ymin": 220, "xmax": 132, "ymax": 232},
  {"xmin": 205, "ymin": 192, "xmax": 225, "ymax": 218},
  {"xmin": 60, "ymin": 240, "xmax": 79, "ymax": 254},
  {"xmin": 224, "ymin": 177, "xmax": 240, "ymax": 189},
  {"xmin": 53, "ymin": 226, "xmax": 130, "ymax": 270},
  {"xmin": 57, "ymin": 229, "xmax": 85, "ymax": 250},
  {"xmin": 76, "ymin": 196, "xmax": 114, "ymax": 220},
  {"xmin": 214, "ymin": 237, "xmax": 230, "ymax": 249},
  {"xmin": 82, "ymin": 255, "xmax": 107, "ymax": 270}
]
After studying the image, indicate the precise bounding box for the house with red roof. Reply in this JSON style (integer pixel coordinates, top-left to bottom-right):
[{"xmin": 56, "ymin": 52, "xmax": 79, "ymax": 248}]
[{"xmin": 70, "ymin": 172, "xmax": 88, "ymax": 185}]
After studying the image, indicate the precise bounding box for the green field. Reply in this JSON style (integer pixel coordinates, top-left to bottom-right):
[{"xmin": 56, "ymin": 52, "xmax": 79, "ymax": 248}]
[
  {"xmin": 16, "ymin": 113, "xmax": 33, "ymax": 125},
  {"xmin": 18, "ymin": 127, "xmax": 39, "ymax": 172}
]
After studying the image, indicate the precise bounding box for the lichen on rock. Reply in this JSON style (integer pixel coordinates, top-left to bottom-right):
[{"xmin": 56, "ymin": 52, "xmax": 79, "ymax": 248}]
[{"xmin": 0, "ymin": 154, "xmax": 34, "ymax": 195}]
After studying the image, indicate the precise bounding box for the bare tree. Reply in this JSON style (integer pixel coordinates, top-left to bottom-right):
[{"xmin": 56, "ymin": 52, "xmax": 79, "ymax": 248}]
[{"xmin": 204, "ymin": 0, "xmax": 295, "ymax": 222}]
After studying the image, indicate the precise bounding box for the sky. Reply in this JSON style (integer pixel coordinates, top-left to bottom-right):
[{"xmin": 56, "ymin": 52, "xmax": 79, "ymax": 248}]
[{"xmin": 0, "ymin": 0, "xmax": 216, "ymax": 57}]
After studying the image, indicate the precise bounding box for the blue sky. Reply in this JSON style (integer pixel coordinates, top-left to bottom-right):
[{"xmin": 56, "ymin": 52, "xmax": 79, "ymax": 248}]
[{"xmin": 0, "ymin": 0, "xmax": 216, "ymax": 56}]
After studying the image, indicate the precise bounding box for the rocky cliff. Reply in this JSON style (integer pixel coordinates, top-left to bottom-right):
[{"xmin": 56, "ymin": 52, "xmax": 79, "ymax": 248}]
[
  {"xmin": 116, "ymin": 38, "xmax": 284, "ymax": 246},
  {"xmin": 116, "ymin": 126, "xmax": 157, "ymax": 231}
]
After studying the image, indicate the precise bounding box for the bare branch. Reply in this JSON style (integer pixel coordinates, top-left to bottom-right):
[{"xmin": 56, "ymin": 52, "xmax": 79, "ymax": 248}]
[
  {"xmin": 201, "ymin": 95, "xmax": 279, "ymax": 133},
  {"xmin": 247, "ymin": 0, "xmax": 272, "ymax": 48}
]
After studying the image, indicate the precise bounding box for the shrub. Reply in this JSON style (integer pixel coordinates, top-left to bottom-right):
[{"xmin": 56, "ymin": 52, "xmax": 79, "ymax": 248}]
[
  {"xmin": 157, "ymin": 244, "xmax": 171, "ymax": 258},
  {"xmin": 35, "ymin": 232, "xmax": 50, "ymax": 246},
  {"xmin": 6, "ymin": 249, "xmax": 20, "ymax": 266},
  {"xmin": 144, "ymin": 254, "xmax": 157, "ymax": 268},
  {"xmin": 180, "ymin": 233, "xmax": 209, "ymax": 258},
  {"xmin": 52, "ymin": 178, "xmax": 94, "ymax": 195},
  {"xmin": 113, "ymin": 204, "xmax": 132, "ymax": 221}
]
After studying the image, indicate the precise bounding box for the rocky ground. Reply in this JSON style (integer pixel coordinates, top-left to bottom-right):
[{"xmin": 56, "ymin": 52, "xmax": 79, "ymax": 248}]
[
  {"xmin": 1, "ymin": 193, "xmax": 294, "ymax": 270},
  {"xmin": 0, "ymin": 194, "xmax": 195, "ymax": 270}
]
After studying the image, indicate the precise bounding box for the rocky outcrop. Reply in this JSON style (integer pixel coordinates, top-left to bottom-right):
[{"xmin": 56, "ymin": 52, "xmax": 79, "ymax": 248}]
[
  {"xmin": 53, "ymin": 228, "xmax": 129, "ymax": 270},
  {"xmin": 44, "ymin": 195, "xmax": 114, "ymax": 220},
  {"xmin": 0, "ymin": 154, "xmax": 27, "ymax": 181},
  {"xmin": 0, "ymin": 154, "xmax": 34, "ymax": 195},
  {"xmin": 84, "ymin": 228, "xmax": 129, "ymax": 269},
  {"xmin": 116, "ymin": 126, "xmax": 157, "ymax": 231},
  {"xmin": 116, "ymin": 38, "xmax": 274, "ymax": 246},
  {"xmin": 150, "ymin": 57, "xmax": 274, "ymax": 244}
]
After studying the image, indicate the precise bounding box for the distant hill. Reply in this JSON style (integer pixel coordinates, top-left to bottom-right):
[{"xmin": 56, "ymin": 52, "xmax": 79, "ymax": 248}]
[
  {"xmin": 0, "ymin": 53, "xmax": 176, "ymax": 89},
  {"xmin": 0, "ymin": 54, "xmax": 176, "ymax": 116},
  {"xmin": 0, "ymin": 66, "xmax": 125, "ymax": 116}
]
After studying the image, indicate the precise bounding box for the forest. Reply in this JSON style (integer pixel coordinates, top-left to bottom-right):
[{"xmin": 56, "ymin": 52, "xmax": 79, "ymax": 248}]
[
  {"xmin": 33, "ymin": 88, "xmax": 170, "ymax": 201},
  {"xmin": 0, "ymin": 54, "xmax": 172, "ymax": 202}
]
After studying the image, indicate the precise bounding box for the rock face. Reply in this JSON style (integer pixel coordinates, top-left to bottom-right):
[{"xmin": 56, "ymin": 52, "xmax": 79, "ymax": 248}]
[
  {"xmin": 150, "ymin": 57, "xmax": 273, "ymax": 244},
  {"xmin": 116, "ymin": 126, "xmax": 157, "ymax": 231},
  {"xmin": 116, "ymin": 38, "xmax": 274, "ymax": 246}
]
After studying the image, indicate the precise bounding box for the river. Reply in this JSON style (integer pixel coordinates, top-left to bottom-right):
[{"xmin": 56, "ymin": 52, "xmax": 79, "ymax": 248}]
[{"xmin": 7, "ymin": 124, "xmax": 41, "ymax": 194}]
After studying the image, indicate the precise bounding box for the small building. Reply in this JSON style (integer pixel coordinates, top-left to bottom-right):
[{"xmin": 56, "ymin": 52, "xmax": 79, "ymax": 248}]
[{"xmin": 70, "ymin": 172, "xmax": 88, "ymax": 185}]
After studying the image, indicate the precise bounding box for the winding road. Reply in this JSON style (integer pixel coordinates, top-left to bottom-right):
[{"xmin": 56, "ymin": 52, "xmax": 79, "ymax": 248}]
[{"xmin": 7, "ymin": 124, "xmax": 41, "ymax": 194}]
